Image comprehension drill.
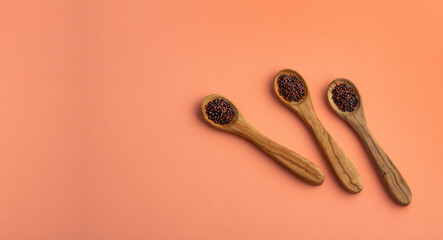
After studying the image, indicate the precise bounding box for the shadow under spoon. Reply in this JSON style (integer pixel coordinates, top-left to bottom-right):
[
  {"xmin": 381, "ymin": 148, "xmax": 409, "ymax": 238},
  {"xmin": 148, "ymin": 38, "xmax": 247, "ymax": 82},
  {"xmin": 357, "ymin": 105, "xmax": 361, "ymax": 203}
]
[
  {"xmin": 273, "ymin": 69, "xmax": 363, "ymax": 193},
  {"xmin": 327, "ymin": 78, "xmax": 412, "ymax": 206},
  {"xmin": 201, "ymin": 94, "xmax": 324, "ymax": 186}
]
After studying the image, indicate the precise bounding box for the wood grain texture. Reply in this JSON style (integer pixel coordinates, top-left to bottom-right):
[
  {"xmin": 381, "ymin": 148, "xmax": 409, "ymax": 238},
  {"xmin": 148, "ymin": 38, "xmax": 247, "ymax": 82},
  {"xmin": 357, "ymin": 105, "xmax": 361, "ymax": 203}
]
[
  {"xmin": 327, "ymin": 78, "xmax": 412, "ymax": 206},
  {"xmin": 274, "ymin": 69, "xmax": 363, "ymax": 193},
  {"xmin": 201, "ymin": 94, "xmax": 324, "ymax": 186}
]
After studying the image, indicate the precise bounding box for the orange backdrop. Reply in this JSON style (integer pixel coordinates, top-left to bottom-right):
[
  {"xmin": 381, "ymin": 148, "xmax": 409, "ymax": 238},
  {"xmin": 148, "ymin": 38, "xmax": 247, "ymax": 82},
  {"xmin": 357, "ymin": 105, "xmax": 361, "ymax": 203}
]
[{"xmin": 1, "ymin": 0, "xmax": 442, "ymax": 239}]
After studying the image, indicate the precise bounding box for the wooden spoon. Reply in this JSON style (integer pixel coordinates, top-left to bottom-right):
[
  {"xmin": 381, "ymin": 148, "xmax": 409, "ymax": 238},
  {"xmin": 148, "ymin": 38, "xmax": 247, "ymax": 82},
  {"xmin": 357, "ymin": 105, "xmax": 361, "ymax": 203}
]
[
  {"xmin": 273, "ymin": 69, "xmax": 363, "ymax": 193},
  {"xmin": 327, "ymin": 78, "xmax": 412, "ymax": 206},
  {"xmin": 201, "ymin": 94, "xmax": 324, "ymax": 186}
]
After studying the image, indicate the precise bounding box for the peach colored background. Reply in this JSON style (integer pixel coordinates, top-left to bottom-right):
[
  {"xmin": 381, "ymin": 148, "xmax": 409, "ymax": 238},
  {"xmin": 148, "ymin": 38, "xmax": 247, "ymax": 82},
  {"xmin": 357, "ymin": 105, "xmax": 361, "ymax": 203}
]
[{"xmin": 1, "ymin": 0, "xmax": 443, "ymax": 239}]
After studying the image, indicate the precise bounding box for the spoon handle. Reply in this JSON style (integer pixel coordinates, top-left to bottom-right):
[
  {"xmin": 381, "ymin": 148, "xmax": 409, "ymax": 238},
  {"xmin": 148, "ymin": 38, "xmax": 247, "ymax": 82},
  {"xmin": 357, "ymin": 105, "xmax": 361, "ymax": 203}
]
[
  {"xmin": 293, "ymin": 101, "xmax": 363, "ymax": 193},
  {"xmin": 301, "ymin": 112, "xmax": 363, "ymax": 193},
  {"xmin": 231, "ymin": 119, "xmax": 324, "ymax": 186},
  {"xmin": 346, "ymin": 115, "xmax": 412, "ymax": 206}
]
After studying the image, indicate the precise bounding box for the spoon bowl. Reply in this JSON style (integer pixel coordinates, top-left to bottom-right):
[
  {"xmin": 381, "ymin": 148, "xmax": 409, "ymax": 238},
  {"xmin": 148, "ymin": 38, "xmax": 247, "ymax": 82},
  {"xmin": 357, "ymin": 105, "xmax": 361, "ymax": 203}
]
[
  {"xmin": 327, "ymin": 78, "xmax": 362, "ymax": 116},
  {"xmin": 201, "ymin": 94, "xmax": 325, "ymax": 186},
  {"xmin": 201, "ymin": 94, "xmax": 239, "ymax": 131},
  {"xmin": 273, "ymin": 69, "xmax": 310, "ymax": 106},
  {"xmin": 327, "ymin": 78, "xmax": 412, "ymax": 206}
]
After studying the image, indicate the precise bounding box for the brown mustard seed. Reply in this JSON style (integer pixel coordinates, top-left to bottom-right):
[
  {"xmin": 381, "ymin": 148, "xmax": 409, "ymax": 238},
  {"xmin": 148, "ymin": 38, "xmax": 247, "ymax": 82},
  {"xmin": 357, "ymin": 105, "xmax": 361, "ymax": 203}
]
[
  {"xmin": 277, "ymin": 74, "xmax": 306, "ymax": 102},
  {"xmin": 205, "ymin": 98, "xmax": 236, "ymax": 125},
  {"xmin": 331, "ymin": 83, "xmax": 360, "ymax": 112}
]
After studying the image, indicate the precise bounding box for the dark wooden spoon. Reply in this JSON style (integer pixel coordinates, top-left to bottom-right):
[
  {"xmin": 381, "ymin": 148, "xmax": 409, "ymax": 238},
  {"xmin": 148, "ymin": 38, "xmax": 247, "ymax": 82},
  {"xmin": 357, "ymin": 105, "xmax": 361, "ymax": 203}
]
[{"xmin": 327, "ymin": 78, "xmax": 412, "ymax": 206}]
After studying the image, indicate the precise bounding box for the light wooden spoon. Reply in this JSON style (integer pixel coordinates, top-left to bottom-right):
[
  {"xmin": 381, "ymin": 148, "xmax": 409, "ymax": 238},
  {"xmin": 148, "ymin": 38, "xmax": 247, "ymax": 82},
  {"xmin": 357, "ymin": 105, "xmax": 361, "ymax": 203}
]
[
  {"xmin": 201, "ymin": 94, "xmax": 324, "ymax": 186},
  {"xmin": 273, "ymin": 69, "xmax": 363, "ymax": 193},
  {"xmin": 327, "ymin": 78, "xmax": 412, "ymax": 206}
]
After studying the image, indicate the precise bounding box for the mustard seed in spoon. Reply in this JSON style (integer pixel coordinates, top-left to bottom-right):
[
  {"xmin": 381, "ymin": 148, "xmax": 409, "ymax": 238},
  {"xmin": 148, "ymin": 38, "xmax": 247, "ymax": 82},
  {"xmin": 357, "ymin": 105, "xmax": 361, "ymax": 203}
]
[
  {"xmin": 331, "ymin": 83, "xmax": 360, "ymax": 112},
  {"xmin": 205, "ymin": 98, "xmax": 236, "ymax": 125},
  {"xmin": 277, "ymin": 74, "xmax": 306, "ymax": 102}
]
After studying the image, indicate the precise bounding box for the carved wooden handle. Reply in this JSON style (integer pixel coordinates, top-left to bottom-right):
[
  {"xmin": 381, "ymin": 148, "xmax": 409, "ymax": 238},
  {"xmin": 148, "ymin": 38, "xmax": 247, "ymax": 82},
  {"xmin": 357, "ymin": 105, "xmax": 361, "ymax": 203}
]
[
  {"xmin": 347, "ymin": 118, "xmax": 412, "ymax": 205},
  {"xmin": 288, "ymin": 98, "xmax": 363, "ymax": 193},
  {"xmin": 310, "ymin": 121, "xmax": 363, "ymax": 193},
  {"xmin": 295, "ymin": 107, "xmax": 363, "ymax": 193},
  {"xmin": 232, "ymin": 120, "xmax": 324, "ymax": 186}
]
